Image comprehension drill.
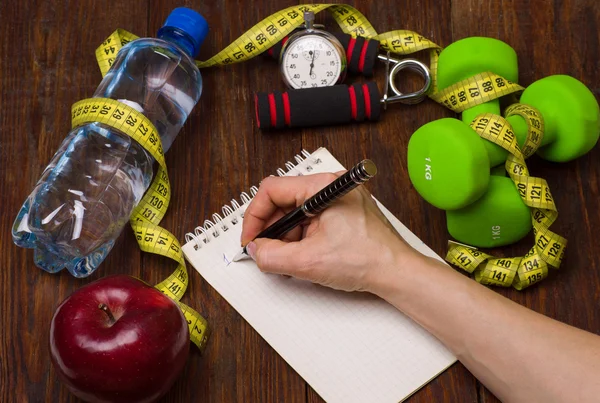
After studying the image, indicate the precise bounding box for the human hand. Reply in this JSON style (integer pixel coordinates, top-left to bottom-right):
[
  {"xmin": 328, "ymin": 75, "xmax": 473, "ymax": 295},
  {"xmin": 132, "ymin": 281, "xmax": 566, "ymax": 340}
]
[{"xmin": 240, "ymin": 173, "xmax": 423, "ymax": 294}]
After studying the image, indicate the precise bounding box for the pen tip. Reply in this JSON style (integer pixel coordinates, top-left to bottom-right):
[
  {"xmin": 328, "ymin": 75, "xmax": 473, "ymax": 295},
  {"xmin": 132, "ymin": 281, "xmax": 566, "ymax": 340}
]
[{"xmin": 231, "ymin": 249, "xmax": 247, "ymax": 262}]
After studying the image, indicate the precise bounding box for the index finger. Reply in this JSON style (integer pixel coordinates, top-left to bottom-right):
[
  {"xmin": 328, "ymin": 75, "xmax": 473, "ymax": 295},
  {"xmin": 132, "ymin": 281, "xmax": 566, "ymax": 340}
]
[{"xmin": 240, "ymin": 173, "xmax": 341, "ymax": 245}]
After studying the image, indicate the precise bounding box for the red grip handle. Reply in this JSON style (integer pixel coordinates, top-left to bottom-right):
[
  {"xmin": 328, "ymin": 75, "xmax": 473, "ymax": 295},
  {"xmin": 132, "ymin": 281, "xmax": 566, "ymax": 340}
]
[{"xmin": 255, "ymin": 82, "xmax": 381, "ymax": 130}]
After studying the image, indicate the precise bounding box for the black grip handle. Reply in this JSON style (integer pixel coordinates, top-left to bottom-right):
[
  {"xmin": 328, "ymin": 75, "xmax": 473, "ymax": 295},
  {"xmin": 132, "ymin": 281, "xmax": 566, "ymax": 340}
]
[
  {"xmin": 254, "ymin": 82, "xmax": 382, "ymax": 130},
  {"xmin": 265, "ymin": 32, "xmax": 380, "ymax": 76}
]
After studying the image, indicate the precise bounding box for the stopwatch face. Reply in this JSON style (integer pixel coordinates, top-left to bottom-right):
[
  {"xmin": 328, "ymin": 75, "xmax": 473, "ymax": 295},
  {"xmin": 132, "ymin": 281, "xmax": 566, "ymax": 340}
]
[{"xmin": 281, "ymin": 34, "xmax": 344, "ymax": 89}]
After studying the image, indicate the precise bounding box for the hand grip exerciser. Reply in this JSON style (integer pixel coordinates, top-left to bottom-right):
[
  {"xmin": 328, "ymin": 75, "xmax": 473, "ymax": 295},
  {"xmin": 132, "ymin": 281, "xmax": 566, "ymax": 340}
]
[
  {"xmin": 255, "ymin": 56, "xmax": 431, "ymax": 129},
  {"xmin": 267, "ymin": 31, "xmax": 381, "ymax": 76}
]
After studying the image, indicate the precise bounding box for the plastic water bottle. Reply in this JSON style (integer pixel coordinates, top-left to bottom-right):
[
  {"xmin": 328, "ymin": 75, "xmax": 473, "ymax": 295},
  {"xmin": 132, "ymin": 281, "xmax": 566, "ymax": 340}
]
[{"xmin": 12, "ymin": 8, "xmax": 208, "ymax": 277}]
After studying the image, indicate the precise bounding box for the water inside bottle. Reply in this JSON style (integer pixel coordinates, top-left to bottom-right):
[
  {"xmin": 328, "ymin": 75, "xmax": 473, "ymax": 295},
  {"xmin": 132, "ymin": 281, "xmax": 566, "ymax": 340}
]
[{"xmin": 13, "ymin": 38, "xmax": 202, "ymax": 277}]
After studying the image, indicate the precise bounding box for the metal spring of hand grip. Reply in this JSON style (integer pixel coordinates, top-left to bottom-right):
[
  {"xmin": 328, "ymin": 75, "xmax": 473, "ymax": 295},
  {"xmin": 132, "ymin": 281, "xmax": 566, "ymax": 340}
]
[
  {"xmin": 302, "ymin": 160, "xmax": 377, "ymax": 216},
  {"xmin": 379, "ymin": 53, "xmax": 432, "ymax": 107}
]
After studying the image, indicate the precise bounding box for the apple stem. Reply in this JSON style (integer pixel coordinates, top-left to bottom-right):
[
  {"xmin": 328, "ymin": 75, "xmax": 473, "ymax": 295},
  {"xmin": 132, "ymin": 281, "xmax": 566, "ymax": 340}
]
[{"xmin": 98, "ymin": 303, "xmax": 116, "ymax": 324}]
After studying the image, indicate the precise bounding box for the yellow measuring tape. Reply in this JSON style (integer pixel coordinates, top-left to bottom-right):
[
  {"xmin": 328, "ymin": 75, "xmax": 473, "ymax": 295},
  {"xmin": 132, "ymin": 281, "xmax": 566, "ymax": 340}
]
[
  {"xmin": 97, "ymin": 5, "xmax": 440, "ymax": 89},
  {"xmin": 428, "ymin": 72, "xmax": 524, "ymax": 113},
  {"xmin": 446, "ymin": 106, "xmax": 567, "ymax": 289},
  {"xmin": 71, "ymin": 98, "xmax": 210, "ymax": 351},
  {"xmin": 92, "ymin": 2, "xmax": 566, "ymax": 294},
  {"xmin": 95, "ymin": 3, "xmax": 524, "ymax": 114}
]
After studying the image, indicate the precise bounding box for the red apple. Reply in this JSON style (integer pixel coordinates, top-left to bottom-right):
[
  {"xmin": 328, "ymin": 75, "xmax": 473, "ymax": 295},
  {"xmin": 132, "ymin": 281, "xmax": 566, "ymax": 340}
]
[{"xmin": 49, "ymin": 274, "xmax": 190, "ymax": 403}]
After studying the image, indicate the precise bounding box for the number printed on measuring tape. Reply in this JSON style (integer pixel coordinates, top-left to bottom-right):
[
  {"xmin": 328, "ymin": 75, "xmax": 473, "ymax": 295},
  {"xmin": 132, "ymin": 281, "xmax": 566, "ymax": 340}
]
[
  {"xmin": 446, "ymin": 105, "xmax": 568, "ymax": 290},
  {"xmin": 446, "ymin": 243, "xmax": 489, "ymax": 273},
  {"xmin": 72, "ymin": 97, "xmax": 210, "ymax": 351}
]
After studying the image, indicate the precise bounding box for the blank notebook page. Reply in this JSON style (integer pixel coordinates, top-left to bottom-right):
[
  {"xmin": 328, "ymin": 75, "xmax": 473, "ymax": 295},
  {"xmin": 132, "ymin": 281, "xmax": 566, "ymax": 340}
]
[{"xmin": 182, "ymin": 148, "xmax": 456, "ymax": 403}]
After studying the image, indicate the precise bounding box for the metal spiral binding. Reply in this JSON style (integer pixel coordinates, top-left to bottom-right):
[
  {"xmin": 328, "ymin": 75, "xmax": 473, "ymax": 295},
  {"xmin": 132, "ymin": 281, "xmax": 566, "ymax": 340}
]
[{"xmin": 184, "ymin": 149, "xmax": 321, "ymax": 250}]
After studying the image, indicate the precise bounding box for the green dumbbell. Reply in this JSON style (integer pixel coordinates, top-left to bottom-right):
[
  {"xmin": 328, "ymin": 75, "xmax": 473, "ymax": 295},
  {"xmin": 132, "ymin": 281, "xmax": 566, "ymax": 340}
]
[
  {"xmin": 437, "ymin": 37, "xmax": 519, "ymax": 167},
  {"xmin": 407, "ymin": 118, "xmax": 532, "ymax": 248},
  {"xmin": 408, "ymin": 76, "xmax": 599, "ymax": 247}
]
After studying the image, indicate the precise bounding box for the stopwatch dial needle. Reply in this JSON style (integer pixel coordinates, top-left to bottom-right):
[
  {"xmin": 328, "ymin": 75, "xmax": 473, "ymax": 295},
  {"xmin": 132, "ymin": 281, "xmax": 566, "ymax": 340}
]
[{"xmin": 309, "ymin": 49, "xmax": 315, "ymax": 76}]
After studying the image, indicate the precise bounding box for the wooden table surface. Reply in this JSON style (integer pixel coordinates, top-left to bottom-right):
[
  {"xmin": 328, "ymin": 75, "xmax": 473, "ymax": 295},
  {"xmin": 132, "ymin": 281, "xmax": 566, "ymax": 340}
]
[{"xmin": 1, "ymin": 0, "xmax": 599, "ymax": 401}]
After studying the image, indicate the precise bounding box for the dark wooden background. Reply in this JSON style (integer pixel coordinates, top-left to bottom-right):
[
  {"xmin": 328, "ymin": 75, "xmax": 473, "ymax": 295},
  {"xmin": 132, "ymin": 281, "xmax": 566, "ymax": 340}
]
[{"xmin": 1, "ymin": 0, "xmax": 599, "ymax": 401}]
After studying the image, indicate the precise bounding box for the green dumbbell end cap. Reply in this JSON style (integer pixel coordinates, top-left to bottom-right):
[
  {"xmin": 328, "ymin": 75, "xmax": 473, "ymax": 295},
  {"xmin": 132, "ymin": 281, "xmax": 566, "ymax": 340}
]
[
  {"xmin": 520, "ymin": 75, "xmax": 600, "ymax": 162},
  {"xmin": 446, "ymin": 176, "xmax": 532, "ymax": 248},
  {"xmin": 408, "ymin": 118, "xmax": 490, "ymax": 210},
  {"xmin": 437, "ymin": 37, "xmax": 519, "ymax": 91}
]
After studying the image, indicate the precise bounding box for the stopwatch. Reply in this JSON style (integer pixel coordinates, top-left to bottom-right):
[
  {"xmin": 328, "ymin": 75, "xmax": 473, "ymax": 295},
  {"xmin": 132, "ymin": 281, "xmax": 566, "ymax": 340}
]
[{"xmin": 280, "ymin": 11, "xmax": 347, "ymax": 89}]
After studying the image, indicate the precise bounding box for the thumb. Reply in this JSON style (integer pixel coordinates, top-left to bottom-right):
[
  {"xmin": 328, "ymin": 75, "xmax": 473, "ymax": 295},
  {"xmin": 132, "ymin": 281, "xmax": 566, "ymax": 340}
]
[{"xmin": 249, "ymin": 238, "xmax": 311, "ymax": 276}]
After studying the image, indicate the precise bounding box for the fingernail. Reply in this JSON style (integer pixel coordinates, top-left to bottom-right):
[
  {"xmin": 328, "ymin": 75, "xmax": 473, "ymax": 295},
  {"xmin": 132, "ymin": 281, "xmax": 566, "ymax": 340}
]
[{"xmin": 246, "ymin": 242, "xmax": 257, "ymax": 261}]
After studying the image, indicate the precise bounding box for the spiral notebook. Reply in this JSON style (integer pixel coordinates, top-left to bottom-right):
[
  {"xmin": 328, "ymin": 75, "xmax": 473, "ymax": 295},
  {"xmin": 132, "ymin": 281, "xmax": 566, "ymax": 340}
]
[{"xmin": 182, "ymin": 148, "xmax": 456, "ymax": 403}]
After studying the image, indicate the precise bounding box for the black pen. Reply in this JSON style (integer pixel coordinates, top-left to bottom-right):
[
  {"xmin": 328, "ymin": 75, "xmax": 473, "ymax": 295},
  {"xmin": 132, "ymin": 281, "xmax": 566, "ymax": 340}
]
[{"xmin": 232, "ymin": 159, "xmax": 377, "ymax": 262}]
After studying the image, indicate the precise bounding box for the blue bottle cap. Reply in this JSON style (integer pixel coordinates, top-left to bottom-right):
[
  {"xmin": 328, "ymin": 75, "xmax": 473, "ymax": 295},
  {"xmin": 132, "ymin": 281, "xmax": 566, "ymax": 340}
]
[{"xmin": 160, "ymin": 7, "xmax": 208, "ymax": 57}]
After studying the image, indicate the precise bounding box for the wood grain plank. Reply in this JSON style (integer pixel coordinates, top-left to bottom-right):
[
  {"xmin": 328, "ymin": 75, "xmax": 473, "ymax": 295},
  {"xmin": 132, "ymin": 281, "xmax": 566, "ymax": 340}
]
[{"xmin": 449, "ymin": 0, "xmax": 600, "ymax": 402}]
